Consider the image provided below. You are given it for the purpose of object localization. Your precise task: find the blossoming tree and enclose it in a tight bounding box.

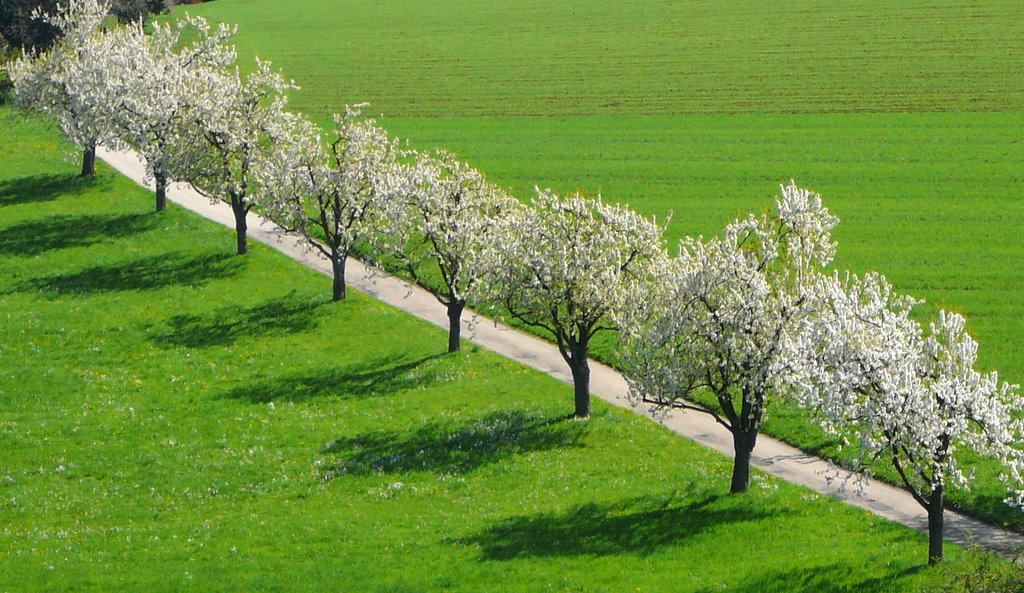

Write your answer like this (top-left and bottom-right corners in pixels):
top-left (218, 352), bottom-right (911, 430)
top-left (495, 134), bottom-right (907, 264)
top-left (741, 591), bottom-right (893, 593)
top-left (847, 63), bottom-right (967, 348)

top-left (173, 58), bottom-right (299, 255)
top-left (108, 15), bottom-right (235, 212)
top-left (378, 150), bottom-right (520, 351)
top-left (619, 182), bottom-right (837, 493)
top-left (479, 189), bottom-right (665, 418)
top-left (7, 0), bottom-right (123, 176)
top-left (798, 275), bottom-right (1024, 563)
top-left (256, 105), bottom-right (402, 300)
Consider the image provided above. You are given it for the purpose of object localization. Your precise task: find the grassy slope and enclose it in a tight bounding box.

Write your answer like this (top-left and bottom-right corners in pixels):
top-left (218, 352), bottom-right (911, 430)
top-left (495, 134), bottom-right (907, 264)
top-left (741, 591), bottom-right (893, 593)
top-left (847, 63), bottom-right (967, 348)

top-left (1, 108), bottom-right (991, 590)
top-left (174, 0), bottom-right (1024, 529)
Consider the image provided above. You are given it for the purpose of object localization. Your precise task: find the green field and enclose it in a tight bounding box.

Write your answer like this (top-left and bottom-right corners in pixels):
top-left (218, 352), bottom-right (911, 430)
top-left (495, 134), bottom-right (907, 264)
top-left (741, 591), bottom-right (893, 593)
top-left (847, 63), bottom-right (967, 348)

top-left (173, 0), bottom-right (1024, 368)
top-left (1, 106), bottom-right (998, 591)
top-left (169, 0), bottom-right (1024, 529)
top-left (184, 0), bottom-right (1024, 117)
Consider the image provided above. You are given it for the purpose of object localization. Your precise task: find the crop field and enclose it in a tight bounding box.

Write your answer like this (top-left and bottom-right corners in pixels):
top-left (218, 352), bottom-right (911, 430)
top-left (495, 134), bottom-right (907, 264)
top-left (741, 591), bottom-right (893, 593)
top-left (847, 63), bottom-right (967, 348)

top-left (172, 0), bottom-right (1024, 529)
top-left (1, 106), bottom-right (995, 591)
top-left (186, 0), bottom-right (1024, 117)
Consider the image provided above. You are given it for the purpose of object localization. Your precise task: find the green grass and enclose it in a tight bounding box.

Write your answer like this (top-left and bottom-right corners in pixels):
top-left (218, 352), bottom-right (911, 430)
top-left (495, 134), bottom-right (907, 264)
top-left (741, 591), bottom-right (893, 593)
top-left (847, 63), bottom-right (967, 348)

top-left (180, 0), bottom-right (1024, 117)
top-left (0, 105), bottom-right (1008, 591)
top-left (377, 115), bottom-right (1024, 533)
top-left (169, 0), bottom-right (1024, 530)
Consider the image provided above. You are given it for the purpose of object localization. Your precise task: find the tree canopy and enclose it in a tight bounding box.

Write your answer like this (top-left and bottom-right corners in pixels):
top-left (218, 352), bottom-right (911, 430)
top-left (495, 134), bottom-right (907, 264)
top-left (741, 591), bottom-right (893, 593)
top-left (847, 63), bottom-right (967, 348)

top-left (0, 0), bottom-right (169, 53)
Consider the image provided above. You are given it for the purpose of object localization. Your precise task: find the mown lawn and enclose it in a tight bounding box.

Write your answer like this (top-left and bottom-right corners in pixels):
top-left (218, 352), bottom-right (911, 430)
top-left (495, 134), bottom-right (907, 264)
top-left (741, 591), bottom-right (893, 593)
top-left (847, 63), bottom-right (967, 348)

top-left (172, 0), bottom-right (1024, 530)
top-left (0, 104), bottom-right (1004, 591)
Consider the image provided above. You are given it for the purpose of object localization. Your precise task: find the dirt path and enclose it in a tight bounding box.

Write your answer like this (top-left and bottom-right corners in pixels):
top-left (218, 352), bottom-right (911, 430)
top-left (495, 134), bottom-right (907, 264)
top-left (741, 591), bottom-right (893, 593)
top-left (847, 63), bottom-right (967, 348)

top-left (99, 146), bottom-right (1024, 559)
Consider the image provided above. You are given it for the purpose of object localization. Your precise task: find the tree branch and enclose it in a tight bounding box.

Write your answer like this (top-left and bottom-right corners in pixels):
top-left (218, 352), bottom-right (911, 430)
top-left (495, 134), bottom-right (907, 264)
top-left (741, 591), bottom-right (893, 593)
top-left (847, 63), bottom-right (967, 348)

top-left (642, 394), bottom-right (734, 432)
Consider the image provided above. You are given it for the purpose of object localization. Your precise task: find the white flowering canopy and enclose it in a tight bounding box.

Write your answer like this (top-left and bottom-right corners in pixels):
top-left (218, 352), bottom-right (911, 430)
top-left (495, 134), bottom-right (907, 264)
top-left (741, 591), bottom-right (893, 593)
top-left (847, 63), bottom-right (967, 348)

top-left (478, 187), bottom-right (665, 415)
top-left (798, 272), bottom-right (1024, 509)
top-left (793, 271), bottom-right (922, 446)
top-left (173, 57), bottom-right (300, 208)
top-left (107, 14), bottom-right (236, 186)
top-left (380, 149), bottom-right (520, 308)
top-left (619, 181), bottom-right (838, 433)
top-left (479, 188), bottom-right (666, 355)
top-left (256, 104), bottom-right (402, 260)
top-left (7, 0), bottom-right (125, 156)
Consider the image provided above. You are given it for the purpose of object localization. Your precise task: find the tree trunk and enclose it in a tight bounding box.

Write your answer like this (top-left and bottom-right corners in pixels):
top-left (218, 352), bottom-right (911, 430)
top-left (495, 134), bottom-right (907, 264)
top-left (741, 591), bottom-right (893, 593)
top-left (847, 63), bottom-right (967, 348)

top-left (154, 171), bottom-right (167, 213)
top-left (446, 299), bottom-right (466, 353)
top-left (928, 484), bottom-right (944, 564)
top-left (331, 255), bottom-right (346, 301)
top-left (730, 431), bottom-right (756, 494)
top-left (81, 144), bottom-right (96, 177)
top-left (569, 357), bottom-right (591, 418)
top-left (231, 198), bottom-right (248, 255)
top-left (570, 361), bottom-right (590, 418)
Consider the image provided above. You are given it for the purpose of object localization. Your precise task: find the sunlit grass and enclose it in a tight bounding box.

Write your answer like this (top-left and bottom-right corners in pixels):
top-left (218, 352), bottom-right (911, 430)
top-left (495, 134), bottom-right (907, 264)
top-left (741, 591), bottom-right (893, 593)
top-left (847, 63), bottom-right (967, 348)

top-left (169, 0), bottom-right (1024, 530)
top-left (0, 105), bottom-right (1008, 591)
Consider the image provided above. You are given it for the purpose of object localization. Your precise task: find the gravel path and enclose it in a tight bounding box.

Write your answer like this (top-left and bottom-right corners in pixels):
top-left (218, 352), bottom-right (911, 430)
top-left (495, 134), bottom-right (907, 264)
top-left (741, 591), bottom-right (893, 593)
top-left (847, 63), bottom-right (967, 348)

top-left (99, 146), bottom-right (1024, 560)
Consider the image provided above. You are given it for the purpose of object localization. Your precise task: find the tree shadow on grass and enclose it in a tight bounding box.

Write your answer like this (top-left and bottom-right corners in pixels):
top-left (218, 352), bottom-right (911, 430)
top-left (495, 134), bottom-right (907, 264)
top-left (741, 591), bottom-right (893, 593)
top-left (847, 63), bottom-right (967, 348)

top-left (14, 251), bottom-right (241, 296)
top-left (0, 173), bottom-right (105, 207)
top-left (320, 409), bottom-right (588, 479)
top-left (459, 493), bottom-right (785, 560)
top-left (0, 212), bottom-right (159, 256)
top-left (693, 563), bottom-right (924, 593)
top-left (152, 292), bottom-right (328, 348)
top-left (222, 353), bottom-right (448, 404)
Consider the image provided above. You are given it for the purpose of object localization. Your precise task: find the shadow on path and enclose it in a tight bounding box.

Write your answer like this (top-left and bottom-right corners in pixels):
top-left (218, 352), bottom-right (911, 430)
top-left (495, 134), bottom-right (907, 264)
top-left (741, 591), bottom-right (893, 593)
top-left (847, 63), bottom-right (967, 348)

top-left (0, 173), bottom-right (105, 207)
top-left (14, 251), bottom-right (241, 296)
top-left (223, 353), bottom-right (447, 403)
top-left (321, 409), bottom-right (587, 478)
top-left (152, 292), bottom-right (328, 348)
top-left (459, 493), bottom-right (784, 560)
top-left (0, 212), bottom-right (159, 256)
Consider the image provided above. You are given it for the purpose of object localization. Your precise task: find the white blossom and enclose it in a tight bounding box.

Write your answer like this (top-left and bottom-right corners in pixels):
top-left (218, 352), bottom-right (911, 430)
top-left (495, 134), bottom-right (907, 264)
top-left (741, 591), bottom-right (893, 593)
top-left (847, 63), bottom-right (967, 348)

top-left (619, 181), bottom-right (837, 493)
top-left (173, 56), bottom-right (300, 254)
top-left (378, 149), bottom-right (520, 351)
top-left (479, 188), bottom-right (666, 417)
top-left (795, 269), bottom-right (1024, 562)
top-left (7, 0), bottom-right (125, 174)
top-left (106, 14), bottom-right (236, 211)
top-left (256, 105), bottom-right (402, 299)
